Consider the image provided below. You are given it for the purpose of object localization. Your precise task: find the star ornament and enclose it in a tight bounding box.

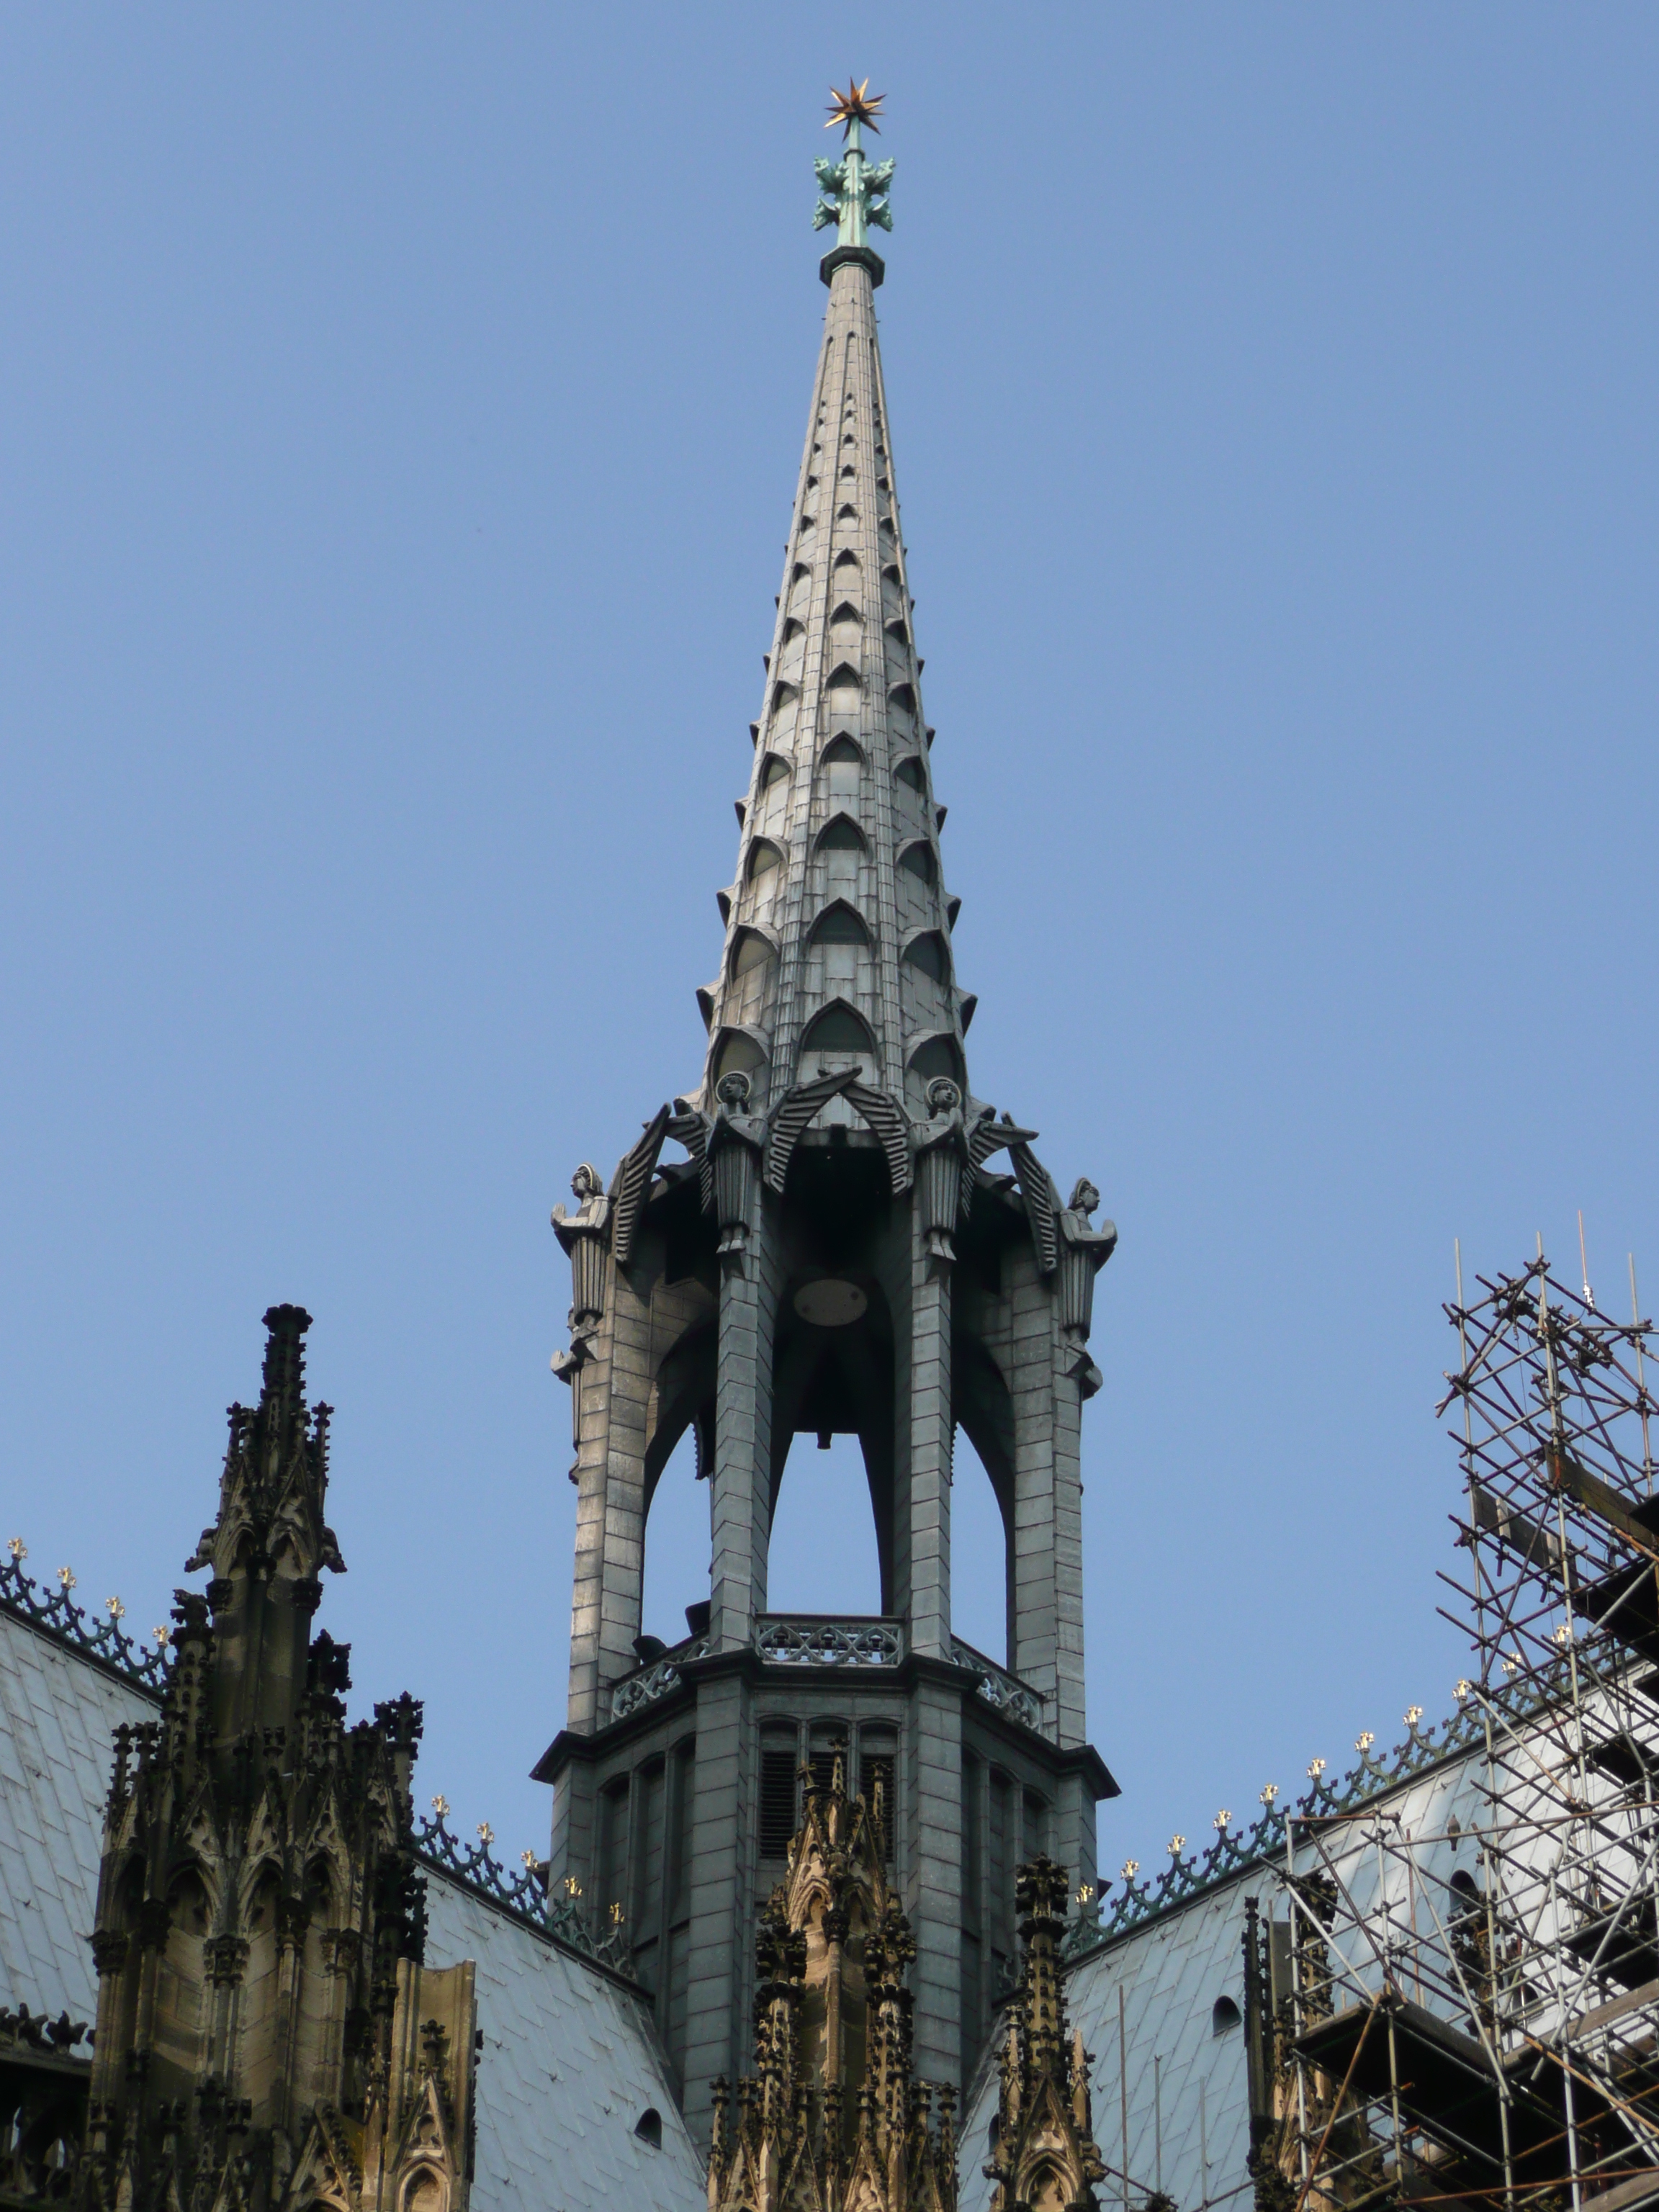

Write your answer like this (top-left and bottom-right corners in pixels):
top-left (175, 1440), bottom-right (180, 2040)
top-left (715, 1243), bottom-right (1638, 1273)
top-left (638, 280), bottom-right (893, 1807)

top-left (826, 79), bottom-right (884, 133)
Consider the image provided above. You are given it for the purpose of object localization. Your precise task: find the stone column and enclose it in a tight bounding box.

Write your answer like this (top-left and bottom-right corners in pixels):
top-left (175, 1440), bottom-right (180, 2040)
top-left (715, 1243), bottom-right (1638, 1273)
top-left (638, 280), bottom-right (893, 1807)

top-left (906, 1676), bottom-right (964, 2086)
top-left (706, 1075), bottom-right (773, 1653)
top-left (680, 1673), bottom-right (751, 2145)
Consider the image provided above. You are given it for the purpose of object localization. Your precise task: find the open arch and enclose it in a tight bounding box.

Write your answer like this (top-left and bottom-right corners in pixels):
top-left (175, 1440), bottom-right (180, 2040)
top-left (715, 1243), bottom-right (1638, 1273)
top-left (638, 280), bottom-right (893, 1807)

top-left (820, 732), bottom-right (864, 767)
top-left (641, 1424), bottom-right (712, 1647)
top-left (765, 1435), bottom-right (884, 1617)
top-left (833, 547), bottom-right (859, 572)
top-left (952, 1426), bottom-right (1012, 1667)
top-left (954, 1339), bottom-right (1016, 1663)
top-left (828, 600), bottom-right (861, 629)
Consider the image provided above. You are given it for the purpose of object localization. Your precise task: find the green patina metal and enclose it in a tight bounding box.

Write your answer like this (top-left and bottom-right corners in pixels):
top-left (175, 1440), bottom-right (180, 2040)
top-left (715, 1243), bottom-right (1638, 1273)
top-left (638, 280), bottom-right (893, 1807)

top-left (813, 112), bottom-right (893, 248)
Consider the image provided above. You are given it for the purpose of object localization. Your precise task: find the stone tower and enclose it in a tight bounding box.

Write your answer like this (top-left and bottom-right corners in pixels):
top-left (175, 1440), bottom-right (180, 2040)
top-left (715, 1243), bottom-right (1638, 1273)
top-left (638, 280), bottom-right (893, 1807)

top-left (535, 89), bottom-right (1116, 2144)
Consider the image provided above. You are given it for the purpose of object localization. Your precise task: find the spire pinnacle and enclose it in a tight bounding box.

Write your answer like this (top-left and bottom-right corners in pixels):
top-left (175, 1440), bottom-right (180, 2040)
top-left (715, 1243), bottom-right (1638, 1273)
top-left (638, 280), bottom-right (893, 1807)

top-left (814, 83), bottom-right (893, 252)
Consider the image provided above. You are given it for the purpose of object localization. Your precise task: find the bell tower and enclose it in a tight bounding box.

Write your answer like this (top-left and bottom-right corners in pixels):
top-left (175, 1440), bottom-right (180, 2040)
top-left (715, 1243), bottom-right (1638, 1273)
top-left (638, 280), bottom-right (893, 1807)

top-left (534, 87), bottom-right (1116, 2145)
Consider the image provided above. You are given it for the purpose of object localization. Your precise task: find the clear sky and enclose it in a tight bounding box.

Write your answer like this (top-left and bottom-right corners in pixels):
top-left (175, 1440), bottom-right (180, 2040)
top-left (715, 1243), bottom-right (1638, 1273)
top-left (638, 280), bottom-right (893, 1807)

top-left (4, 6), bottom-right (1657, 1886)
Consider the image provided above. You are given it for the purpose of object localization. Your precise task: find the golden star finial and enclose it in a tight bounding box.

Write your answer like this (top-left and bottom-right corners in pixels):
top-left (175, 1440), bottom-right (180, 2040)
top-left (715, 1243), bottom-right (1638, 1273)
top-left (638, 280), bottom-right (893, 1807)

top-left (826, 79), bottom-right (884, 134)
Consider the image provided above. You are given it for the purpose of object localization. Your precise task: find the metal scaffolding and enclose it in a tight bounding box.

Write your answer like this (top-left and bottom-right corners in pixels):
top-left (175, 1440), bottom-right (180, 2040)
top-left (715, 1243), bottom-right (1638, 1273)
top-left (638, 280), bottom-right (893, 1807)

top-left (1249, 1250), bottom-right (1659, 2212)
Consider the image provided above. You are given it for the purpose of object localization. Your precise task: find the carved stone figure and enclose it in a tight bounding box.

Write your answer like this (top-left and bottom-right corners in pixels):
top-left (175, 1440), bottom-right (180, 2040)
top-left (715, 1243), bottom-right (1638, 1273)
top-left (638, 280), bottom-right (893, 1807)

top-left (914, 1076), bottom-right (968, 1267)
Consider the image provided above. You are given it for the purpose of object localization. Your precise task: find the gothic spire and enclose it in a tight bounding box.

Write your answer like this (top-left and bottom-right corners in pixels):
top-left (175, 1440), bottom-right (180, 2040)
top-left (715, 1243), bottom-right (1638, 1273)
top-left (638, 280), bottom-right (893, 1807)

top-left (700, 99), bottom-right (970, 1118)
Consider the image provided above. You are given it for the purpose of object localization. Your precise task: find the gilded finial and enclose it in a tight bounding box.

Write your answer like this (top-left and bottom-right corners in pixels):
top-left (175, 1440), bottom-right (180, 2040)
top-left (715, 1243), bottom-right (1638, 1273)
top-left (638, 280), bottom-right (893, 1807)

top-left (814, 83), bottom-right (894, 257)
top-left (825, 80), bottom-right (884, 135)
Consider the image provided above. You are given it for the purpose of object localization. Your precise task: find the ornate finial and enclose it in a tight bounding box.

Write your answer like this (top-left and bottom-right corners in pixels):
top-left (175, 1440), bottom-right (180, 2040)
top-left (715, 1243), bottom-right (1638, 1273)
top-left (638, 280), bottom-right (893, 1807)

top-left (825, 79), bottom-right (884, 135)
top-left (814, 84), bottom-right (894, 255)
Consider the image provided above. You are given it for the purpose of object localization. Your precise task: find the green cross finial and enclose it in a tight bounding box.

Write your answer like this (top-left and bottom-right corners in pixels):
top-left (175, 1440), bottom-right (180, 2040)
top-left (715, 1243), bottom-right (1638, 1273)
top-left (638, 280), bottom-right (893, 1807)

top-left (814, 81), bottom-right (894, 249)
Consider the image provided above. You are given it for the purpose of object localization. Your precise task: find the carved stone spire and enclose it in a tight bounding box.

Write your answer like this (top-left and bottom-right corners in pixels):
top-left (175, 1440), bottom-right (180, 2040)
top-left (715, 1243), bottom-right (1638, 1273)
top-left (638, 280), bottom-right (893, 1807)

top-left (185, 1303), bottom-right (345, 1742)
top-left (701, 99), bottom-right (968, 1119)
top-left (78, 1309), bottom-right (475, 2212)
top-left (986, 1858), bottom-right (1107, 2212)
top-left (706, 1759), bottom-right (956, 2212)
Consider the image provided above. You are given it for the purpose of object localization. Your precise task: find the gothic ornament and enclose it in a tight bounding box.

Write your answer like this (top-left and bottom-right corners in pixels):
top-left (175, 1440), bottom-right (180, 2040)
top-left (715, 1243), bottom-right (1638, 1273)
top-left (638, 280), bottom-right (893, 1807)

top-left (74, 1310), bottom-right (473, 2212)
top-left (986, 1858), bottom-right (1106, 2212)
top-left (913, 1079), bottom-right (968, 1267)
top-left (707, 1071), bottom-right (768, 1272)
top-left (1057, 1178), bottom-right (1118, 1398)
top-left (707, 1754), bottom-right (956, 2212)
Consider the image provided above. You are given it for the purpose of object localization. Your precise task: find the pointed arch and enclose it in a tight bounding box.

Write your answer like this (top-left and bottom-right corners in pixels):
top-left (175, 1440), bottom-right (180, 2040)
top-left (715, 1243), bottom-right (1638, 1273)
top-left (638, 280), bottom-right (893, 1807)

top-left (902, 930), bottom-right (951, 984)
top-left (801, 1001), bottom-right (876, 1056)
top-left (907, 1033), bottom-right (966, 1091)
top-left (757, 752), bottom-right (790, 792)
top-left (770, 679), bottom-right (799, 715)
top-left (889, 680), bottom-right (917, 714)
top-left (728, 926), bottom-right (778, 978)
top-left (710, 1027), bottom-right (768, 1091)
top-left (894, 755), bottom-right (927, 793)
top-left (819, 733), bottom-right (864, 767)
top-left (814, 814), bottom-right (867, 855)
top-left (833, 548), bottom-right (859, 572)
top-left (897, 839), bottom-right (937, 886)
top-left (747, 838), bottom-right (784, 882)
top-left (824, 660), bottom-right (862, 695)
top-left (807, 900), bottom-right (872, 948)
top-left (829, 600), bottom-right (862, 628)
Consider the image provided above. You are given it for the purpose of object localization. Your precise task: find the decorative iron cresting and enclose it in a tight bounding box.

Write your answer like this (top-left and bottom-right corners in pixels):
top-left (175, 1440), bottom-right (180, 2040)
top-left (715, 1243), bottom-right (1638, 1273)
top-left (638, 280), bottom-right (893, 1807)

top-left (0, 1542), bottom-right (171, 1696)
top-left (1062, 1667), bottom-right (1559, 1961)
top-left (411, 1806), bottom-right (632, 1972)
top-left (950, 1637), bottom-right (1043, 1729)
top-left (755, 1615), bottom-right (904, 1665)
top-left (610, 1636), bottom-right (710, 1720)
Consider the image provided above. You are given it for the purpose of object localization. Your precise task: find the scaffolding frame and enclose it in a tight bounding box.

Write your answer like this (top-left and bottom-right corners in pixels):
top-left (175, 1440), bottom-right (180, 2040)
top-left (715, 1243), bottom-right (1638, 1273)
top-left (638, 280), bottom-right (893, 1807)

top-left (1259, 1253), bottom-right (1659, 2212)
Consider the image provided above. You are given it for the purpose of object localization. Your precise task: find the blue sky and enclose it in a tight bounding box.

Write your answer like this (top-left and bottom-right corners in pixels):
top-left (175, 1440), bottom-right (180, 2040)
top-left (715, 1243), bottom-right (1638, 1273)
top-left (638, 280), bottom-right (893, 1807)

top-left (4, 5), bottom-right (1657, 1881)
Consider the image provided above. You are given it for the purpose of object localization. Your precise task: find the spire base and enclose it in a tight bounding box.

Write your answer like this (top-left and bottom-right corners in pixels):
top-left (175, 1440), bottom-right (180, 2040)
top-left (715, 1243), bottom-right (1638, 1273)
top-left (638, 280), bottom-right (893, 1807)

top-left (819, 243), bottom-right (884, 289)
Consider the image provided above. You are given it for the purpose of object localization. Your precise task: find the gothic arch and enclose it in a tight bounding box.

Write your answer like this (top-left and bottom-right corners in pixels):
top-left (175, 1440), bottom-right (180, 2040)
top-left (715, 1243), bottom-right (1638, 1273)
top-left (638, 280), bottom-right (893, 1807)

top-left (727, 926), bottom-right (778, 979)
top-left (814, 814), bottom-right (867, 855)
top-left (800, 1001), bottom-right (874, 1056)
top-left (807, 900), bottom-right (871, 948)
top-left (901, 930), bottom-right (951, 984)
top-left (709, 1025), bottom-right (769, 1093)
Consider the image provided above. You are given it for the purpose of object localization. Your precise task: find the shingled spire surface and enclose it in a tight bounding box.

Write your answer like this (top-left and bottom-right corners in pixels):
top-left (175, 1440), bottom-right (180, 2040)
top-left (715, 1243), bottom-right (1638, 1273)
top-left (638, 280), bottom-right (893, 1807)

top-left (704, 135), bottom-right (962, 1116)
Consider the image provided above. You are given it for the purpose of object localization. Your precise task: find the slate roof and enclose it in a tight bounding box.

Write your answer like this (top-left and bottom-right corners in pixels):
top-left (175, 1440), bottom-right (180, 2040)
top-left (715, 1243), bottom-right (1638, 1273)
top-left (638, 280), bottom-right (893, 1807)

top-left (0, 1600), bottom-right (703, 2211)
top-left (958, 1732), bottom-right (1501, 2212)
top-left (0, 1603), bottom-right (154, 2025)
top-left (425, 1879), bottom-right (703, 2212)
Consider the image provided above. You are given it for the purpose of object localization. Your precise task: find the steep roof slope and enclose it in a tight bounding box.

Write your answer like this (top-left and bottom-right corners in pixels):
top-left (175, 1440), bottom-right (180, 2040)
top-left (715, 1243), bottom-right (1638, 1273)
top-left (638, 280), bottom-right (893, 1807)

top-left (0, 1598), bottom-right (704, 2211)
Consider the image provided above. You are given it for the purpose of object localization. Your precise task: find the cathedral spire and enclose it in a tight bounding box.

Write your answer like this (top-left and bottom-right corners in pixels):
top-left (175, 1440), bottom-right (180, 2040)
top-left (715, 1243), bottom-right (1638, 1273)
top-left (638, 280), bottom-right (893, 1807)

top-left (701, 97), bottom-right (967, 1119)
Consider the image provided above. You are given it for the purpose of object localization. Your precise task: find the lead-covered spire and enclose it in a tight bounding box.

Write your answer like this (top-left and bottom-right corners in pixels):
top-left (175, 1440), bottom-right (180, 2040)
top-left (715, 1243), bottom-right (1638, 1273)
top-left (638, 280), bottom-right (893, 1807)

top-left (699, 100), bottom-right (971, 1117)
